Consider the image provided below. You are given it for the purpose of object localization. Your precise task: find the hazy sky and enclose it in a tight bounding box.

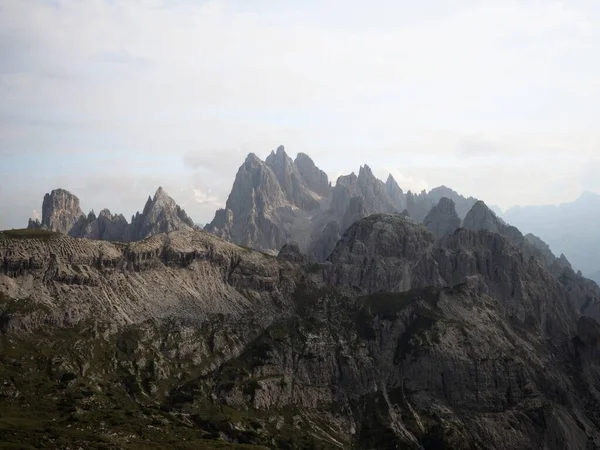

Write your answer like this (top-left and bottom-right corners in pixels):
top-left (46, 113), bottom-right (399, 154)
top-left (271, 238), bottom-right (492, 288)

top-left (1, 0), bottom-right (599, 229)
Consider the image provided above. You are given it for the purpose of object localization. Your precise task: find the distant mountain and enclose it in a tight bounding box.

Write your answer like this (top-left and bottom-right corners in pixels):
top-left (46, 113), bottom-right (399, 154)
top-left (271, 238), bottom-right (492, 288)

top-left (503, 192), bottom-right (600, 279)
top-left (422, 197), bottom-right (460, 240)
top-left (27, 187), bottom-right (194, 242)
top-left (27, 188), bottom-right (84, 234)
top-left (206, 145), bottom-right (478, 260)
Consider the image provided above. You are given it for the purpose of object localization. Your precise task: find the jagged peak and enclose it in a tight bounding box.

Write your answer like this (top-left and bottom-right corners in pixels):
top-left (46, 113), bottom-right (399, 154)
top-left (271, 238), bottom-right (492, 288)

top-left (467, 201), bottom-right (499, 222)
top-left (153, 186), bottom-right (168, 200)
top-left (386, 174), bottom-right (403, 194)
top-left (470, 200), bottom-right (494, 214)
top-left (244, 152), bottom-right (263, 166)
top-left (423, 197), bottom-right (460, 239)
top-left (358, 164), bottom-right (374, 179)
top-left (47, 188), bottom-right (77, 197)
top-left (335, 172), bottom-right (358, 186)
top-left (295, 152), bottom-right (314, 165)
top-left (437, 196), bottom-right (457, 210)
top-left (463, 200), bottom-right (504, 235)
top-left (265, 145), bottom-right (293, 167)
top-left (559, 253), bottom-right (572, 266)
top-left (98, 208), bottom-right (113, 218)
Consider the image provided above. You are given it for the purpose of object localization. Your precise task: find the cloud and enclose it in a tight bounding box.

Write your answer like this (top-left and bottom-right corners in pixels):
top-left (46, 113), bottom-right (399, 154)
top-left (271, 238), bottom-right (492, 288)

top-left (31, 210), bottom-right (40, 221)
top-left (455, 136), bottom-right (499, 158)
top-left (184, 149), bottom-right (246, 173)
top-left (193, 188), bottom-right (221, 207)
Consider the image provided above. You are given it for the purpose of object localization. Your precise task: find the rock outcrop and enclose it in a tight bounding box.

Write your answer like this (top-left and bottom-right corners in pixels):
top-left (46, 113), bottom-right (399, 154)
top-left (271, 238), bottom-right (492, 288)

top-left (325, 214), bottom-right (441, 292)
top-left (69, 209), bottom-right (129, 241)
top-left (27, 188), bottom-right (85, 233)
top-left (27, 187), bottom-right (195, 243)
top-left (205, 153), bottom-right (291, 251)
top-left (295, 152), bottom-right (331, 197)
top-left (125, 187), bottom-right (195, 241)
top-left (423, 197), bottom-right (461, 239)
top-left (385, 174), bottom-right (406, 210)
top-left (265, 145), bottom-right (324, 210)
top-left (463, 200), bottom-right (562, 269)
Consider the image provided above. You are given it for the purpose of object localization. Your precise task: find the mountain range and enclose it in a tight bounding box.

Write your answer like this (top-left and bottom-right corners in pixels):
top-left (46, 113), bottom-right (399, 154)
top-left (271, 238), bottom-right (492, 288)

top-left (205, 145), bottom-right (479, 261)
top-left (27, 186), bottom-right (196, 242)
top-left (3, 146), bottom-right (600, 448)
top-left (2, 199), bottom-right (600, 448)
top-left (19, 146), bottom-right (597, 285)
top-left (503, 192), bottom-right (600, 285)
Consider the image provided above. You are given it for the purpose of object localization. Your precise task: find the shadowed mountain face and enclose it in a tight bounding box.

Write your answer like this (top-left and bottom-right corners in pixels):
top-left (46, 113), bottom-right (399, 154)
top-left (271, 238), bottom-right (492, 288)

top-left (423, 197), bottom-right (461, 240)
top-left (2, 209), bottom-right (600, 448)
top-left (503, 192), bottom-right (600, 282)
top-left (206, 146), bottom-right (478, 261)
top-left (27, 187), bottom-right (195, 243)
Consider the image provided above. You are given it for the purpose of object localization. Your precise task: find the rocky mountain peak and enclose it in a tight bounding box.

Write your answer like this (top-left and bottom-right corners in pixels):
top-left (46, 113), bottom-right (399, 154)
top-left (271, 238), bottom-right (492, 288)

top-left (265, 145), bottom-right (324, 211)
top-left (358, 164), bottom-right (375, 181)
top-left (205, 151), bottom-right (288, 250)
top-left (149, 186), bottom-right (177, 210)
top-left (244, 152), bottom-right (263, 167)
top-left (29, 188), bottom-right (85, 234)
top-left (265, 144), bottom-right (292, 168)
top-left (127, 187), bottom-right (195, 241)
top-left (154, 186), bottom-right (166, 199)
top-left (462, 200), bottom-right (564, 270)
top-left (27, 187), bottom-right (194, 243)
top-left (294, 152), bottom-right (330, 197)
top-left (463, 200), bottom-right (502, 233)
top-left (385, 174), bottom-right (405, 210)
top-left (206, 149), bottom-right (482, 261)
top-left (325, 213), bottom-right (441, 292)
top-left (423, 197), bottom-right (460, 239)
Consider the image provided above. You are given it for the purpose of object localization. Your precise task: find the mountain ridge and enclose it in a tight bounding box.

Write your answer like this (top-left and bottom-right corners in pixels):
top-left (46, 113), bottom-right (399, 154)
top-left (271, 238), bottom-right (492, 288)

top-left (2, 208), bottom-right (600, 448)
top-left (503, 191), bottom-right (600, 279)
top-left (206, 145), bottom-right (479, 261)
top-left (26, 186), bottom-right (195, 243)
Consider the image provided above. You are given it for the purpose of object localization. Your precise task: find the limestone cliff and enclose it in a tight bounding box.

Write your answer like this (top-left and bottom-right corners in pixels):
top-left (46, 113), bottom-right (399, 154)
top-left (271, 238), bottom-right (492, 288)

top-left (27, 188), bottom-right (85, 233)
top-left (27, 187), bottom-right (195, 243)
top-left (206, 147), bottom-right (479, 261)
top-left (3, 212), bottom-right (600, 448)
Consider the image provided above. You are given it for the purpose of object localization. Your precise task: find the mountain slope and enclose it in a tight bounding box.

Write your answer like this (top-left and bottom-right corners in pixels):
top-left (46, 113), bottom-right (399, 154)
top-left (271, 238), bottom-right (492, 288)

top-left (3, 211), bottom-right (600, 448)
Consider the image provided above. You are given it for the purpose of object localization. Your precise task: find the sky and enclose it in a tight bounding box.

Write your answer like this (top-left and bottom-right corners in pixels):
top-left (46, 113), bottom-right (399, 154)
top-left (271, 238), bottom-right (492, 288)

top-left (1, 0), bottom-right (600, 229)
